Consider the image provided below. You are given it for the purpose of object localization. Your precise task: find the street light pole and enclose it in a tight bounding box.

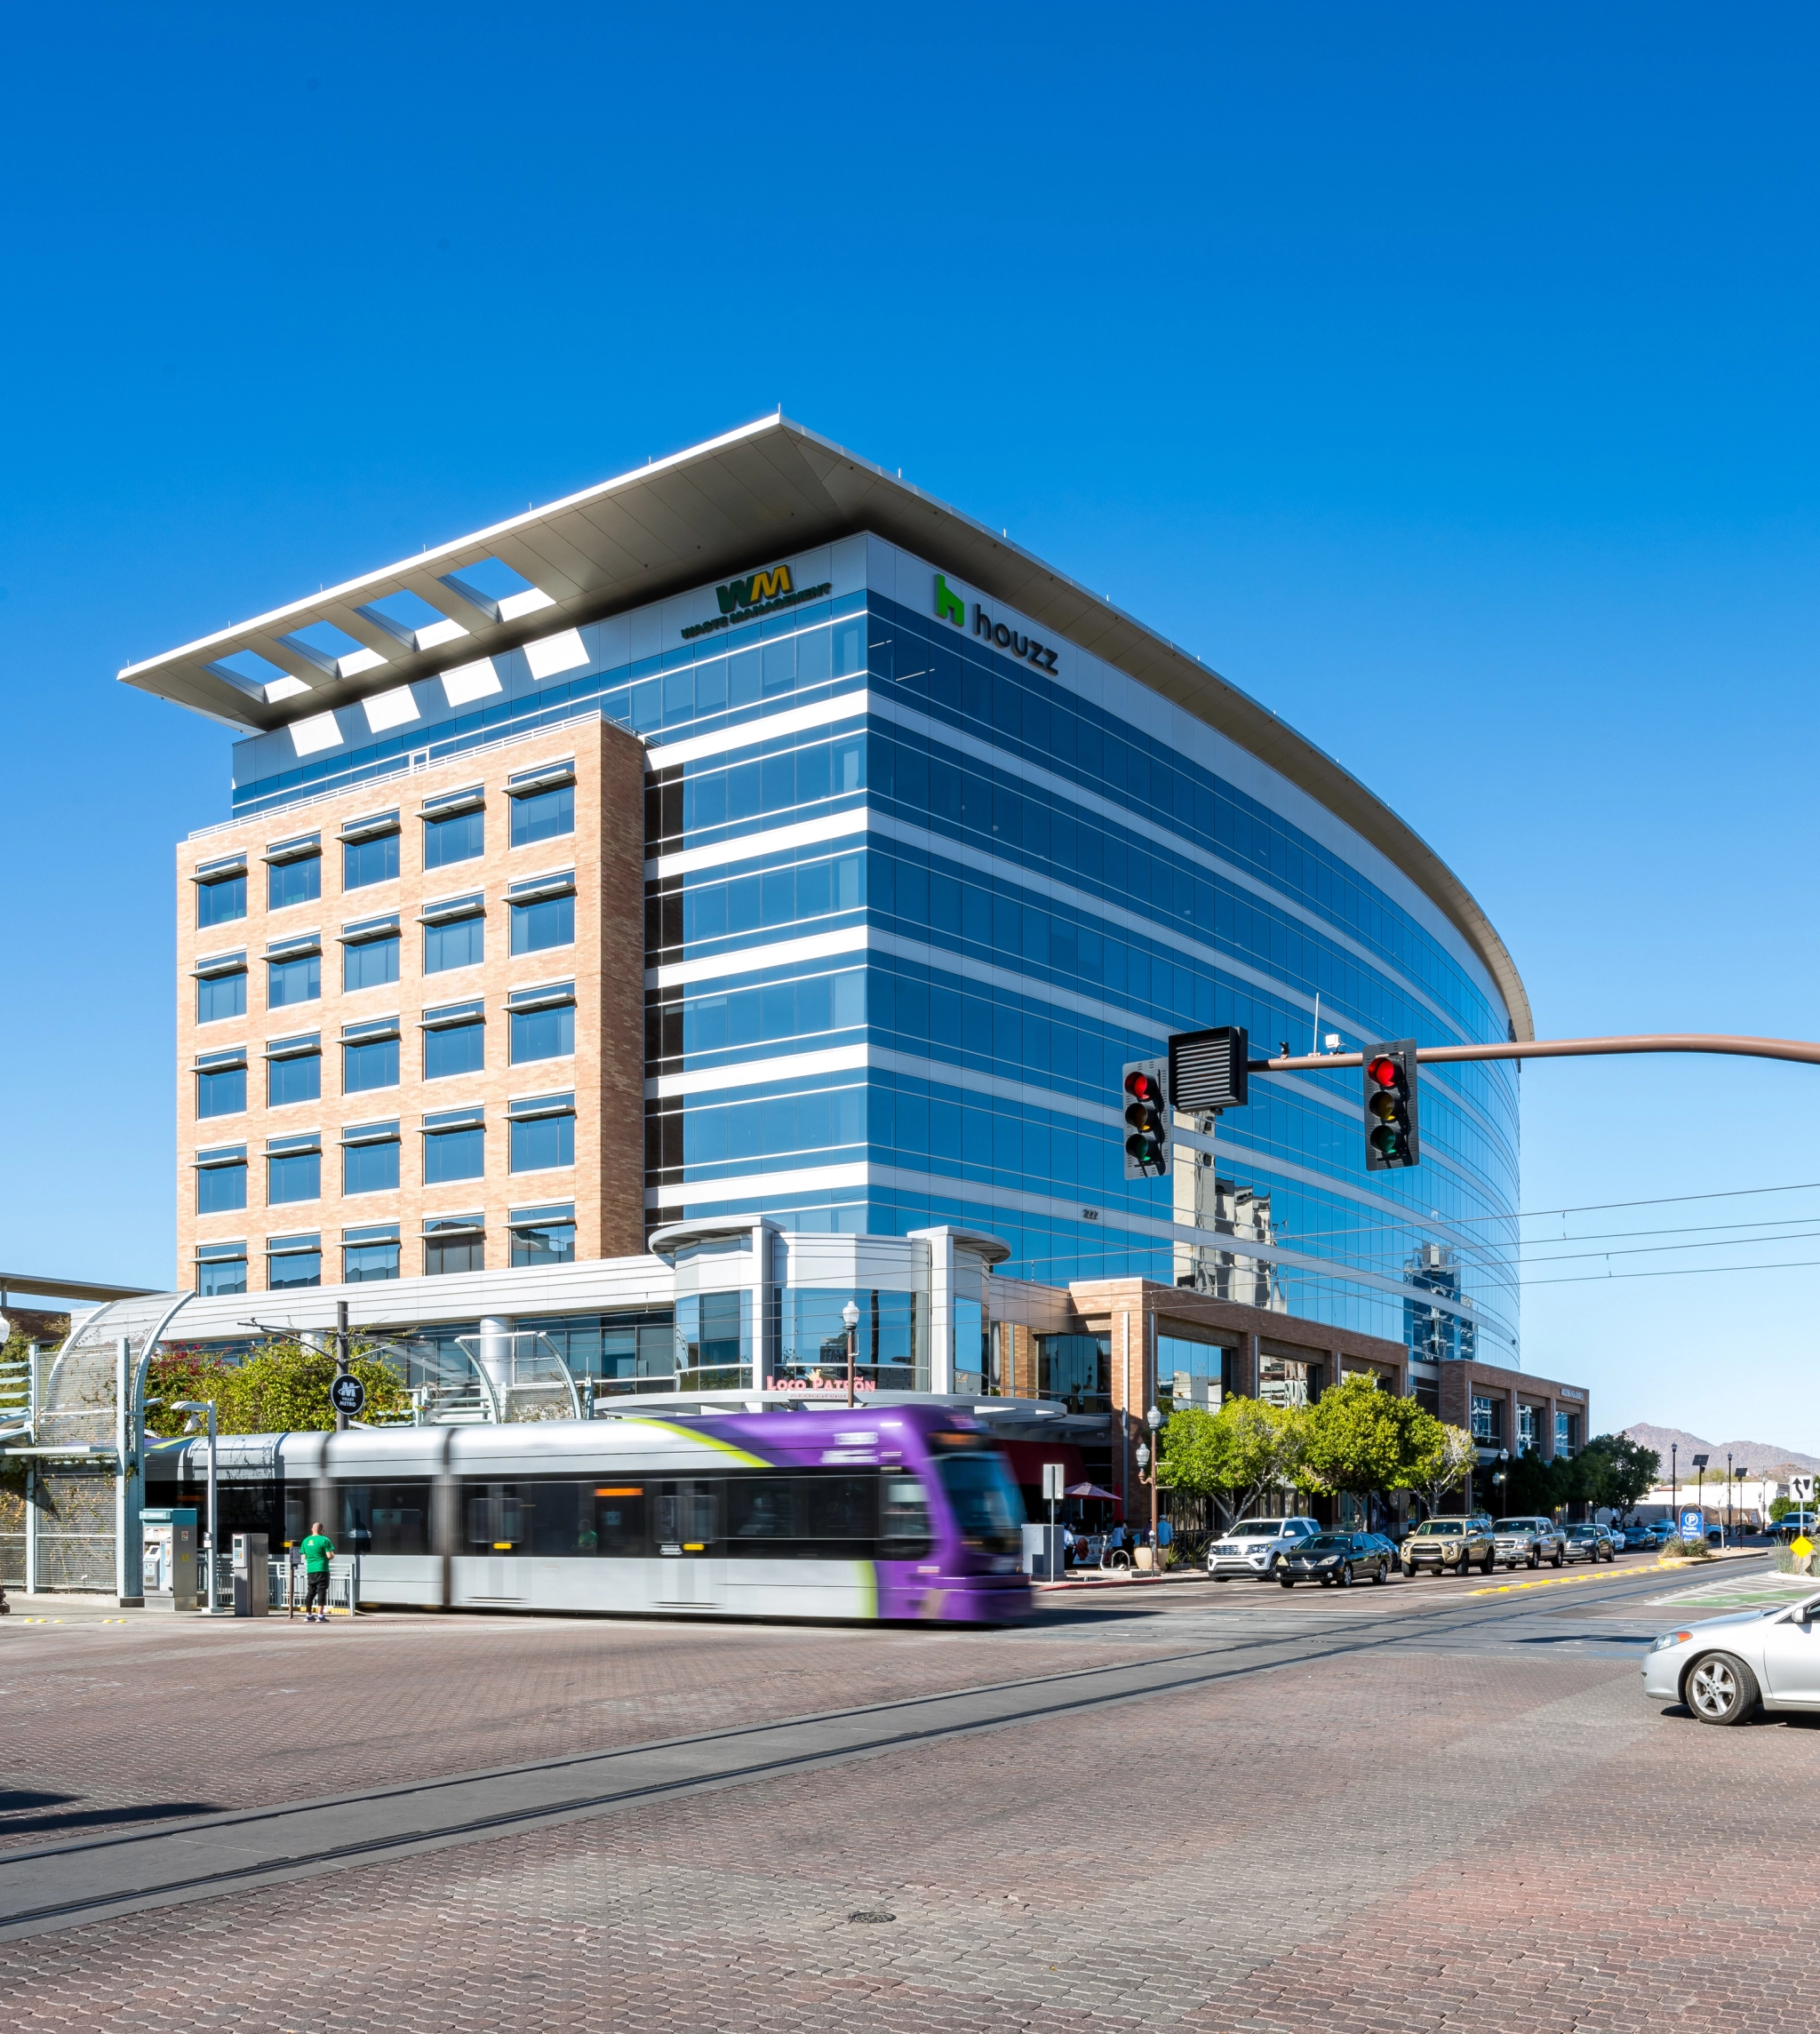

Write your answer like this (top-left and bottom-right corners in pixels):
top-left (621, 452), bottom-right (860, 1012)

top-left (1671, 1444), bottom-right (1678, 1538)
top-left (842, 1299), bottom-right (860, 1409)
top-left (334, 1299), bottom-right (351, 1434)
top-left (1145, 1404), bottom-right (1162, 1567)
top-left (1691, 1452), bottom-right (1708, 1547)
top-left (1727, 1452), bottom-right (1733, 1547)
top-left (172, 1399), bottom-right (219, 1615)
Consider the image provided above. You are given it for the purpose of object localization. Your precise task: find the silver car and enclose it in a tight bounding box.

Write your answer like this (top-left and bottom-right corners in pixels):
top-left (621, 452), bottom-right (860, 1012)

top-left (1642, 1591), bottom-right (1820, 1723)
top-left (1205, 1516), bottom-right (1321, 1578)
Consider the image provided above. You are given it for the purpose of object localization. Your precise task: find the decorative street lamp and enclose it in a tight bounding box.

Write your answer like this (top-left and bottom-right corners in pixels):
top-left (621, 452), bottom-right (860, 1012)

top-left (842, 1300), bottom-right (860, 1409)
top-left (1143, 1404), bottom-right (1163, 1567)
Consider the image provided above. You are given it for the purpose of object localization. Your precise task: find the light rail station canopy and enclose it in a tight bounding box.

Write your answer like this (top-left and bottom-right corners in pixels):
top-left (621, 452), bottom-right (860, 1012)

top-left (116, 414), bottom-right (1530, 1038)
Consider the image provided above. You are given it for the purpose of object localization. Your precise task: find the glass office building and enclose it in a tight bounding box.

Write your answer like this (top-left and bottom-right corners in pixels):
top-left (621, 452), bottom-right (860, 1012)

top-left (131, 418), bottom-right (1525, 1374)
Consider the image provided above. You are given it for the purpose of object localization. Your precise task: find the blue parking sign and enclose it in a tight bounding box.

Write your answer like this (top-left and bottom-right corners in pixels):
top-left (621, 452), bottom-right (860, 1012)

top-left (1680, 1508), bottom-right (1704, 1541)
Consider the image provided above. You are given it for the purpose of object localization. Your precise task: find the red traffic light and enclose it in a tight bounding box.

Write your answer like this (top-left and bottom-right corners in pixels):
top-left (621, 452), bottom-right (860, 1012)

top-left (1367, 1055), bottom-right (1400, 1088)
top-left (1124, 1069), bottom-right (1161, 1103)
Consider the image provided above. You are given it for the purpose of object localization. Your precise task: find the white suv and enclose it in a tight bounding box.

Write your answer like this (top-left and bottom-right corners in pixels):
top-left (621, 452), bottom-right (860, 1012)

top-left (1206, 1517), bottom-right (1322, 1579)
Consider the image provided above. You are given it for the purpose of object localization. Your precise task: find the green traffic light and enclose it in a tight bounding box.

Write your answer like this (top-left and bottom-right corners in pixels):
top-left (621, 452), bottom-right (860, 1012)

top-left (1370, 1124), bottom-right (1403, 1157)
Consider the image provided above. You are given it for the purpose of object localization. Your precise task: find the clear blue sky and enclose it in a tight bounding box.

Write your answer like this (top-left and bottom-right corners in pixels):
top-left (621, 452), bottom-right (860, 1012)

top-left (6, 4), bottom-right (1820, 1449)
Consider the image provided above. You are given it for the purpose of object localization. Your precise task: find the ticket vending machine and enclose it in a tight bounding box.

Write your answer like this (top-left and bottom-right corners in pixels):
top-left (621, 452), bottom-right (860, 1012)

top-left (142, 1508), bottom-right (197, 1611)
top-left (232, 1533), bottom-right (269, 1617)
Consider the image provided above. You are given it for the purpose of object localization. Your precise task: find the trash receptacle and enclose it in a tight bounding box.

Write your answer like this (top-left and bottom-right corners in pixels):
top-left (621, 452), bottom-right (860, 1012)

top-left (233, 1533), bottom-right (269, 1616)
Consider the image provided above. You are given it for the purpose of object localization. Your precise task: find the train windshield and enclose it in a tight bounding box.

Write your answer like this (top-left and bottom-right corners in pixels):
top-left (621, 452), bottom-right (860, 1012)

top-left (932, 1448), bottom-right (1025, 1552)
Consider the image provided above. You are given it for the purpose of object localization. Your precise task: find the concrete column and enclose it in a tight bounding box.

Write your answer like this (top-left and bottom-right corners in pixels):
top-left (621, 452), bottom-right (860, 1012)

top-left (477, 1315), bottom-right (515, 1404)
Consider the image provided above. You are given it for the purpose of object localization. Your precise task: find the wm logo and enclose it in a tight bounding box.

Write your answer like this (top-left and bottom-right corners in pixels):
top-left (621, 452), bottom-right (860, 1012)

top-left (715, 563), bottom-right (794, 614)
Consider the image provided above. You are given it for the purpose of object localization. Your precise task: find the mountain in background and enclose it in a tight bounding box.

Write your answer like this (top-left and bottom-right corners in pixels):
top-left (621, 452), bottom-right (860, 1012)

top-left (1623, 1424), bottom-right (1820, 1480)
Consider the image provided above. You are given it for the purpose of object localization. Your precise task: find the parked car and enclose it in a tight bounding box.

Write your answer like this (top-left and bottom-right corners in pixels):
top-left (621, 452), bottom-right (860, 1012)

top-left (1277, 1531), bottom-right (1393, 1589)
top-left (1564, 1523), bottom-right (1616, 1564)
top-left (1402, 1516), bottom-right (1497, 1577)
top-left (1205, 1517), bottom-right (1322, 1578)
top-left (1643, 1591), bottom-right (1820, 1723)
top-left (1356, 1531), bottom-right (1401, 1567)
top-left (1492, 1516), bottom-right (1567, 1569)
top-left (1624, 1523), bottom-right (1655, 1551)
top-left (1772, 1512), bottom-right (1818, 1543)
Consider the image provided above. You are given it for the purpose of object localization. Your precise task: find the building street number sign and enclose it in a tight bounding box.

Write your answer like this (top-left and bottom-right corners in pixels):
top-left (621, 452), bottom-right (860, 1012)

top-left (330, 1374), bottom-right (366, 1417)
top-left (1680, 1508), bottom-right (1704, 1543)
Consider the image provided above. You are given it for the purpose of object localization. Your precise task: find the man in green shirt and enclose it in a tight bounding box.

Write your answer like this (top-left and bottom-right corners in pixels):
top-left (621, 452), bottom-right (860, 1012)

top-left (299, 1522), bottom-right (335, 1622)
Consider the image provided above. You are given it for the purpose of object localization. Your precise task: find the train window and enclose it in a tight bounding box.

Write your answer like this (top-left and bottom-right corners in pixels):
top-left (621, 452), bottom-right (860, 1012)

top-left (467, 1488), bottom-right (526, 1550)
top-left (655, 1480), bottom-right (714, 1551)
top-left (933, 1453), bottom-right (1026, 1553)
top-left (879, 1473), bottom-right (934, 1561)
top-left (591, 1485), bottom-right (646, 1555)
top-left (726, 1477), bottom-right (797, 1543)
top-left (803, 1475), bottom-right (876, 1550)
top-left (340, 1481), bottom-right (430, 1555)
top-left (526, 1481), bottom-right (584, 1556)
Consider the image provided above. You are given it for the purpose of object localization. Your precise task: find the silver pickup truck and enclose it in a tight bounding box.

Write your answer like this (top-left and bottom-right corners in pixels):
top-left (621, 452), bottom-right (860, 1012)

top-left (1492, 1515), bottom-right (1568, 1568)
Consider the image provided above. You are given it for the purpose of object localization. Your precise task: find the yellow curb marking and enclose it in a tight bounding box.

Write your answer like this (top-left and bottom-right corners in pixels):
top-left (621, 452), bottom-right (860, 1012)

top-left (1466, 1559), bottom-right (1694, 1599)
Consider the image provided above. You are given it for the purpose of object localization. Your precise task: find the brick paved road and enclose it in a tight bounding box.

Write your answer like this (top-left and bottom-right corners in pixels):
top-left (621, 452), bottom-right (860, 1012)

top-left (5, 1565), bottom-right (1812, 2030)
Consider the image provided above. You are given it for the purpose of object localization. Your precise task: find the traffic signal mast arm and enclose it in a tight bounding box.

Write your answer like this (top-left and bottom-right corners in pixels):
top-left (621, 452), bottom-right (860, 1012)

top-left (1248, 1033), bottom-right (1820, 1073)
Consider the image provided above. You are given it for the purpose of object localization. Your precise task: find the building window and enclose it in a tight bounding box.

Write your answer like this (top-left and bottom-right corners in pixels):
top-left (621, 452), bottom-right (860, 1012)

top-left (267, 1047), bottom-right (322, 1108)
top-left (342, 1127), bottom-right (401, 1195)
top-left (424, 913), bottom-right (483, 974)
top-left (344, 932), bottom-right (401, 992)
top-left (509, 1095), bottom-right (574, 1173)
top-left (197, 969), bottom-right (247, 1025)
top-left (510, 893), bottom-right (573, 954)
top-left (1517, 1404), bottom-right (1537, 1449)
top-left (510, 782), bottom-right (574, 847)
top-left (196, 1152), bottom-right (248, 1214)
top-left (344, 833), bottom-right (400, 890)
top-left (510, 1204), bottom-right (575, 1266)
top-left (424, 1222), bottom-right (484, 1275)
top-left (196, 873), bottom-right (247, 927)
top-left (267, 1145), bottom-right (322, 1204)
top-left (194, 1244), bottom-right (247, 1297)
top-left (423, 1112), bottom-right (485, 1184)
top-left (1471, 1393), bottom-right (1502, 1444)
top-left (267, 953), bottom-right (321, 1008)
top-left (1554, 1409), bottom-right (1577, 1458)
top-left (1035, 1333), bottom-right (1111, 1414)
top-left (425, 1020), bottom-right (485, 1080)
top-left (196, 1064), bottom-right (246, 1118)
top-left (509, 1003), bottom-right (573, 1063)
top-left (343, 1035), bottom-right (400, 1092)
top-left (1157, 1334), bottom-right (1233, 1411)
top-left (424, 810), bottom-right (483, 868)
top-left (267, 1235), bottom-right (322, 1288)
top-left (343, 1224), bottom-right (400, 1282)
top-left (267, 855), bottom-right (322, 912)
top-left (1258, 1349), bottom-right (1320, 1408)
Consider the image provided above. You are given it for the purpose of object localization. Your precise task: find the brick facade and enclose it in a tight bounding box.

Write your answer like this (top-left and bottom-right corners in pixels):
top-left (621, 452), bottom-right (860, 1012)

top-left (175, 716), bottom-right (646, 1293)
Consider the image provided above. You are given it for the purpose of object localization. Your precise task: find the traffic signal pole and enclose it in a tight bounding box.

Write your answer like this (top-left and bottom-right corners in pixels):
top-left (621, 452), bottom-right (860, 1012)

top-left (1248, 1033), bottom-right (1820, 1074)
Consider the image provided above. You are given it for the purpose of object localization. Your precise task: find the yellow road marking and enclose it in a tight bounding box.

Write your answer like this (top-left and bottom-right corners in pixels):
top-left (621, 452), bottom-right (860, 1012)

top-left (1467, 1558), bottom-right (1706, 1598)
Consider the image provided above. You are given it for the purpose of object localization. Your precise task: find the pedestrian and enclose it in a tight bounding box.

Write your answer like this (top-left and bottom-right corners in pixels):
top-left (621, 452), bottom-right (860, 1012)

top-left (300, 1519), bottom-right (335, 1623)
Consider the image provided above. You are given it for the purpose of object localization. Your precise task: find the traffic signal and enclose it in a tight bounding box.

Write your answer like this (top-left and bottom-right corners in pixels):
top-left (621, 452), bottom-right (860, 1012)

top-left (1122, 1057), bottom-right (1171, 1178)
top-left (1168, 1025), bottom-right (1249, 1114)
top-left (1362, 1039), bottom-right (1420, 1169)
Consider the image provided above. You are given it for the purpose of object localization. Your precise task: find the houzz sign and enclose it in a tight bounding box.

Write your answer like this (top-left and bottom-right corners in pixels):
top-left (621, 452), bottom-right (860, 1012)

top-left (933, 573), bottom-right (1058, 673)
top-left (681, 562), bottom-right (833, 641)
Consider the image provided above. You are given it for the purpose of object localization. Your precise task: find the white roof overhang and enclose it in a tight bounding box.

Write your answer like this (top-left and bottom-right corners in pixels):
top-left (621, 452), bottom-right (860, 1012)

top-left (117, 414), bottom-right (1531, 1037)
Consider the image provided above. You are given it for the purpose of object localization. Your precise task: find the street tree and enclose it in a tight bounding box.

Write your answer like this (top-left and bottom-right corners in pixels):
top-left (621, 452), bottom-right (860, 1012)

top-left (1299, 1375), bottom-right (1434, 1521)
top-left (1158, 1396), bottom-right (1309, 1530)
top-left (146, 1339), bottom-right (409, 1435)
top-left (1575, 1432), bottom-right (1661, 1523)
top-left (1408, 1419), bottom-right (1477, 1519)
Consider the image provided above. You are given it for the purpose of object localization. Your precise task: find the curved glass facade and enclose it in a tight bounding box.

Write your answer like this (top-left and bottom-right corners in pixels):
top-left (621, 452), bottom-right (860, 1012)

top-left (227, 529), bottom-right (1521, 1368)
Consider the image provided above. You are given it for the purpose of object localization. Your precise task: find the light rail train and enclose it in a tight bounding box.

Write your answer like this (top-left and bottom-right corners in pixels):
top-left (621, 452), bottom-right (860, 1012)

top-left (146, 1406), bottom-right (1032, 1624)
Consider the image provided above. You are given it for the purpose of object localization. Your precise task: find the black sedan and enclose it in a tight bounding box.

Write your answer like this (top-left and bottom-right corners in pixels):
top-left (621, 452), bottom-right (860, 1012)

top-left (1278, 1532), bottom-right (1393, 1588)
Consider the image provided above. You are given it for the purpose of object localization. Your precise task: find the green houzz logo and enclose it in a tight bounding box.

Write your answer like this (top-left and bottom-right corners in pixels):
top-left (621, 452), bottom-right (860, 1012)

top-left (681, 561), bottom-right (833, 641)
top-left (933, 572), bottom-right (1059, 674)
